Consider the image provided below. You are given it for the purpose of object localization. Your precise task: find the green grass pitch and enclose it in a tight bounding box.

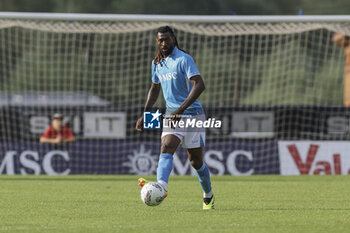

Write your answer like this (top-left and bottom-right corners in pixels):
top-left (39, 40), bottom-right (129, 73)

top-left (1, 175), bottom-right (350, 233)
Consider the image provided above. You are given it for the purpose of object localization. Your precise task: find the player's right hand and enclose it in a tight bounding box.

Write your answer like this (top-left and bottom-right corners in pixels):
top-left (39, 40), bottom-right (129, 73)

top-left (136, 116), bottom-right (143, 132)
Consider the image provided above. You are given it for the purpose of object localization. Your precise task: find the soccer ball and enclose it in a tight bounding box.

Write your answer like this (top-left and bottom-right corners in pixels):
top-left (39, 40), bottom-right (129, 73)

top-left (140, 182), bottom-right (166, 206)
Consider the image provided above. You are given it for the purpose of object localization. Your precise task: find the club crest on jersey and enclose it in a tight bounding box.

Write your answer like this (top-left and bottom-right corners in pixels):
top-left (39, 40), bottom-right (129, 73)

top-left (159, 72), bottom-right (177, 82)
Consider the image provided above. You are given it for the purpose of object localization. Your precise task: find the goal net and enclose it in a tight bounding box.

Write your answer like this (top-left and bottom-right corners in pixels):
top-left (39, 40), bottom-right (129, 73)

top-left (1, 14), bottom-right (350, 175)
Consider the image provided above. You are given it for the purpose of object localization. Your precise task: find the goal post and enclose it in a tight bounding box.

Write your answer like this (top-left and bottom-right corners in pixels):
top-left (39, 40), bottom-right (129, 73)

top-left (0, 13), bottom-right (350, 175)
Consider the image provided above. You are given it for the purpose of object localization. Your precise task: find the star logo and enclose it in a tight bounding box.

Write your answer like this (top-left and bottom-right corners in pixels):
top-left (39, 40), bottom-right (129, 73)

top-left (150, 109), bottom-right (162, 122)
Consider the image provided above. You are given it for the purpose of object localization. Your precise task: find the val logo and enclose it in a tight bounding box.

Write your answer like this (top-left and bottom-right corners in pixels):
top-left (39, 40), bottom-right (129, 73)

top-left (143, 109), bottom-right (162, 129)
top-left (278, 141), bottom-right (350, 175)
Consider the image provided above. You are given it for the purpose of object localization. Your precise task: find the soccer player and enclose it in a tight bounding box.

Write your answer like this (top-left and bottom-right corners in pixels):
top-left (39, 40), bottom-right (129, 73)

top-left (136, 26), bottom-right (214, 209)
top-left (40, 113), bottom-right (76, 144)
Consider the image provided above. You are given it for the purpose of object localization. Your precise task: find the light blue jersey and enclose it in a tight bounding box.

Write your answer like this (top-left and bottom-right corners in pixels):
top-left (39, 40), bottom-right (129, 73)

top-left (152, 46), bottom-right (204, 116)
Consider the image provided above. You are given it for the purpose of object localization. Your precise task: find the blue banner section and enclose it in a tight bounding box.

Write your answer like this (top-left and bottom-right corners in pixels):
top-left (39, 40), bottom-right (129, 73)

top-left (0, 141), bottom-right (279, 175)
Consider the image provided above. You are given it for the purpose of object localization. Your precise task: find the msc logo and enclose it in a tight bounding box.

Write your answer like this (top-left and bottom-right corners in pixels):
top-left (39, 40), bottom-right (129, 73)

top-left (159, 72), bottom-right (177, 82)
top-left (143, 110), bottom-right (162, 129)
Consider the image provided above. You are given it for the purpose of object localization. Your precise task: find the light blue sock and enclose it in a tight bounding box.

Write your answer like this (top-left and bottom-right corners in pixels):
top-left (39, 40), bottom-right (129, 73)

top-left (157, 153), bottom-right (173, 190)
top-left (196, 163), bottom-right (212, 197)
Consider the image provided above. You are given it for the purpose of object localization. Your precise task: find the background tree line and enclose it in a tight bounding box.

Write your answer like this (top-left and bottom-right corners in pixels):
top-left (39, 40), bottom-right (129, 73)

top-left (0, 0), bottom-right (347, 107)
top-left (1, 0), bottom-right (350, 15)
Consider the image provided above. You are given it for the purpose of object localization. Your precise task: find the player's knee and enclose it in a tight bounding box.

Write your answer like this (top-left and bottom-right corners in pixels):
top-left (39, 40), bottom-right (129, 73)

top-left (160, 143), bottom-right (176, 154)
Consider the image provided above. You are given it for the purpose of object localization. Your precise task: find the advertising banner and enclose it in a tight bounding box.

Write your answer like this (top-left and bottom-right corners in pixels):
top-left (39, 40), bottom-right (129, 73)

top-left (278, 141), bottom-right (350, 175)
top-left (4, 105), bottom-right (350, 141)
top-left (0, 141), bottom-right (279, 175)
